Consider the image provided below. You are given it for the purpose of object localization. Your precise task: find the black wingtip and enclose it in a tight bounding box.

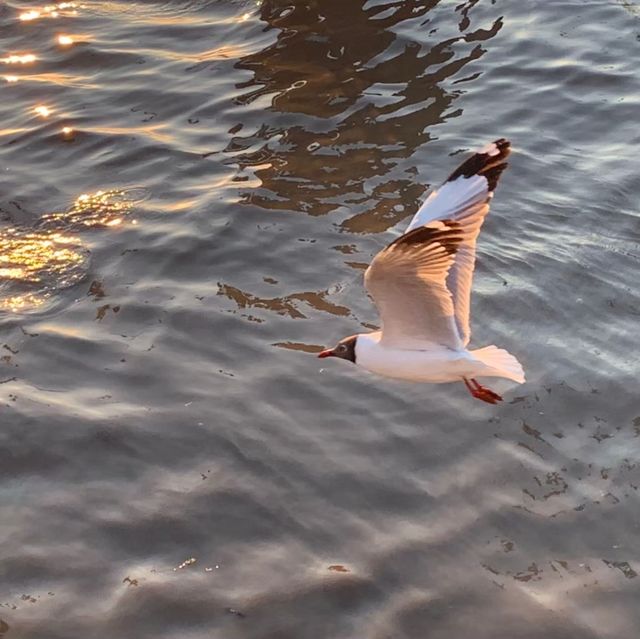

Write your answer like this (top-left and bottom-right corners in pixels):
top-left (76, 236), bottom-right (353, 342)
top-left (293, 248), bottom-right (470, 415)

top-left (446, 138), bottom-right (511, 192)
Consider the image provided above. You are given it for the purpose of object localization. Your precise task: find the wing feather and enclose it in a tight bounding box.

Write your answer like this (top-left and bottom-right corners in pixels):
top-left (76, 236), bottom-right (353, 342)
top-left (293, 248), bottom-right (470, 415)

top-left (365, 222), bottom-right (465, 350)
top-left (404, 139), bottom-right (511, 344)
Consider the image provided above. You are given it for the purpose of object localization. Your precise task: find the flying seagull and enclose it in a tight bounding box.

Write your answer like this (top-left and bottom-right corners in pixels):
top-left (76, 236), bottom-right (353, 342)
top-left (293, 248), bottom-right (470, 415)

top-left (319, 139), bottom-right (524, 404)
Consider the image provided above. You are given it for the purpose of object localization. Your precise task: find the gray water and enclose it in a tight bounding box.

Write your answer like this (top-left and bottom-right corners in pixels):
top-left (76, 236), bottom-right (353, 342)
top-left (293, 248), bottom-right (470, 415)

top-left (1, 1), bottom-right (640, 637)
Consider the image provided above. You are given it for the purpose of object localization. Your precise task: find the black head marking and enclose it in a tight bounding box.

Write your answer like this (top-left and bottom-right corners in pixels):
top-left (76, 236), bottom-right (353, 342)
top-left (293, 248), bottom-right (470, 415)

top-left (333, 335), bottom-right (357, 363)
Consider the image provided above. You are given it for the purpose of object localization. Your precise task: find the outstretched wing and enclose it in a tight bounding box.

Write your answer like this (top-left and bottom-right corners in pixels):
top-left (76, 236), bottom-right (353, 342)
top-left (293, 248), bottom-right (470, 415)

top-left (364, 222), bottom-right (465, 350)
top-left (406, 139), bottom-right (511, 345)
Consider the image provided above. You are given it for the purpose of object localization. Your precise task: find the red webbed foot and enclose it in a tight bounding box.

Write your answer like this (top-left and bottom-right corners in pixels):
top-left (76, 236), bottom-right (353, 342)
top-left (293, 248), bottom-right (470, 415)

top-left (463, 377), bottom-right (503, 405)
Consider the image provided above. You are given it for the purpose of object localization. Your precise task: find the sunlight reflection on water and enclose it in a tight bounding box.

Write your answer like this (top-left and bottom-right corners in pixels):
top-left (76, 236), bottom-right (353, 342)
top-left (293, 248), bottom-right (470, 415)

top-left (0, 189), bottom-right (144, 313)
top-left (0, 229), bottom-right (87, 312)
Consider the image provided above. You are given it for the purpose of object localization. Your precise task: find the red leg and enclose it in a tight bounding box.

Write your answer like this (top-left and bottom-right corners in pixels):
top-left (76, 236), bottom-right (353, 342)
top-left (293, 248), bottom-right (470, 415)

top-left (463, 377), bottom-right (503, 405)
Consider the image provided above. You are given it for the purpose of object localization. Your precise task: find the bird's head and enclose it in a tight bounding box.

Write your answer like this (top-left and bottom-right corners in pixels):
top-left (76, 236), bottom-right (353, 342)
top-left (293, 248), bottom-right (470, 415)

top-left (318, 335), bottom-right (357, 364)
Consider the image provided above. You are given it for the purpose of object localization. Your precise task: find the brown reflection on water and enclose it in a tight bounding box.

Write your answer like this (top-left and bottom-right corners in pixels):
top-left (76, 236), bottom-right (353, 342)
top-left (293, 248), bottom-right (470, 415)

top-left (218, 284), bottom-right (352, 321)
top-left (272, 341), bottom-right (325, 354)
top-left (230, 0), bottom-right (503, 229)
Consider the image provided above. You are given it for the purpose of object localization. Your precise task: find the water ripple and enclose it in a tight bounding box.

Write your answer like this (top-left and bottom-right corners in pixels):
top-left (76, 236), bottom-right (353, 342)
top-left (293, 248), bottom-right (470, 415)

top-left (2, 0), bottom-right (640, 637)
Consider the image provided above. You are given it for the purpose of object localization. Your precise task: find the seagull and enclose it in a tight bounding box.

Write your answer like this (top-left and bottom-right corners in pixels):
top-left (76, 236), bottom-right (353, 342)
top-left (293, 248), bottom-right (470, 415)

top-left (318, 138), bottom-right (525, 404)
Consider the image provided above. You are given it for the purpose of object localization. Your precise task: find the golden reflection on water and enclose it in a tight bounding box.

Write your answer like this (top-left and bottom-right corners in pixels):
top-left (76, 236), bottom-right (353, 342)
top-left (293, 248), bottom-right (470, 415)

top-left (1, 54), bottom-right (37, 65)
top-left (57, 35), bottom-right (74, 46)
top-left (0, 230), bottom-right (87, 313)
top-left (0, 231), bottom-right (82, 283)
top-left (19, 10), bottom-right (41, 21)
top-left (34, 105), bottom-right (51, 117)
top-left (18, 3), bottom-right (79, 22)
top-left (40, 189), bottom-right (133, 229)
top-left (0, 189), bottom-right (136, 313)
top-left (1, 292), bottom-right (46, 313)
top-left (4, 76), bottom-right (19, 83)
top-left (13, 73), bottom-right (97, 89)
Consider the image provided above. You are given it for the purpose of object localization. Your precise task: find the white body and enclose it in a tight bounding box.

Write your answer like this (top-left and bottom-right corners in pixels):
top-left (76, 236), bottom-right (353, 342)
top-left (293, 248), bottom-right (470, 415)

top-left (355, 332), bottom-right (524, 385)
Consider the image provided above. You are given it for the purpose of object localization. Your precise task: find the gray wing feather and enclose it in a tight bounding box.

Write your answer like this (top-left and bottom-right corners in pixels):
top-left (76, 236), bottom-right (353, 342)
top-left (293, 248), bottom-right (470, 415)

top-left (365, 223), bottom-right (465, 350)
top-left (404, 139), bottom-right (511, 345)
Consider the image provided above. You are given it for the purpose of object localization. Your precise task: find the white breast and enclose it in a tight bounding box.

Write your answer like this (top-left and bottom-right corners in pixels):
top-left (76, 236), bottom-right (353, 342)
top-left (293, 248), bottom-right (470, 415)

top-left (355, 332), bottom-right (476, 384)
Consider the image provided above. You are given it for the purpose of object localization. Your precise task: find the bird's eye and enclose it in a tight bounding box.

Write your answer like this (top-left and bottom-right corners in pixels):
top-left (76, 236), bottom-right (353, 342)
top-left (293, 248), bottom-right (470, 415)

top-left (337, 344), bottom-right (347, 353)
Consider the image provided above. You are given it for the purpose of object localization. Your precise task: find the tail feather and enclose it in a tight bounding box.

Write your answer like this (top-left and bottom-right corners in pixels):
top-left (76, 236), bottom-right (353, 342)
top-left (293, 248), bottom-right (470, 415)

top-left (470, 345), bottom-right (525, 384)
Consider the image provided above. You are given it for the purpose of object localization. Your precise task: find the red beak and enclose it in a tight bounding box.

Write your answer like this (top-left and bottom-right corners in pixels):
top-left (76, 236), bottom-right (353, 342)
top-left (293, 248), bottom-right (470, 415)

top-left (318, 349), bottom-right (334, 358)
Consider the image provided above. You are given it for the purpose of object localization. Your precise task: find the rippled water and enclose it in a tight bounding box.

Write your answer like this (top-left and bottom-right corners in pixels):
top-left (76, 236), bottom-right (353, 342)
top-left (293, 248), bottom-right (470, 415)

top-left (2, 1), bottom-right (640, 637)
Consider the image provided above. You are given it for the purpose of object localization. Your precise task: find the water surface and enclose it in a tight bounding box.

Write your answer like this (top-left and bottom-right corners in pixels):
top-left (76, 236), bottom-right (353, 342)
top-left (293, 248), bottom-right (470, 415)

top-left (1, 1), bottom-right (640, 637)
